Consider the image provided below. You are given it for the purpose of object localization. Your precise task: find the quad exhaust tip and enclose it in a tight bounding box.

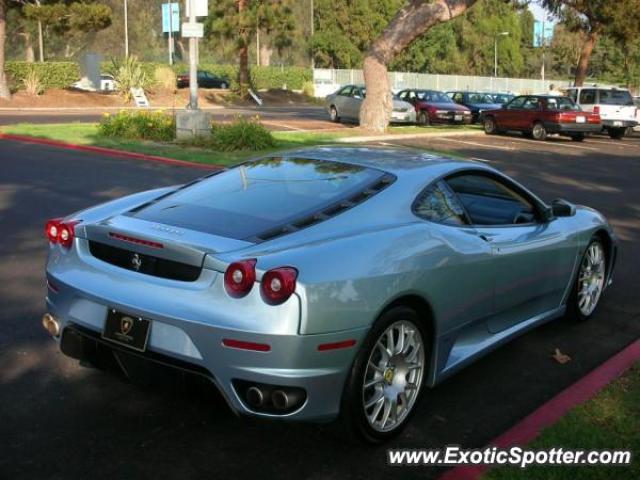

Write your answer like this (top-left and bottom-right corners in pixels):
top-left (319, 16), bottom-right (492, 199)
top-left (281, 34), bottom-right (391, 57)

top-left (42, 313), bottom-right (60, 337)
top-left (246, 386), bottom-right (265, 407)
top-left (242, 382), bottom-right (306, 413)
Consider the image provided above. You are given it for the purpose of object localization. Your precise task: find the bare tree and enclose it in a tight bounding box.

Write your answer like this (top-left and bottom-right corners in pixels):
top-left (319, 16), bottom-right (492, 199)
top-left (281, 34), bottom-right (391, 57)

top-left (0, 0), bottom-right (10, 99)
top-left (360, 0), bottom-right (478, 132)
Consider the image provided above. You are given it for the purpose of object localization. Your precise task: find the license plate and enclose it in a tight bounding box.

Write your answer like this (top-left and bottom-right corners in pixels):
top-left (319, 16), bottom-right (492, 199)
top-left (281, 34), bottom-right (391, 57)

top-left (454, 115), bottom-right (462, 121)
top-left (102, 309), bottom-right (151, 352)
top-left (613, 121), bottom-right (623, 127)
top-left (576, 115), bottom-right (586, 123)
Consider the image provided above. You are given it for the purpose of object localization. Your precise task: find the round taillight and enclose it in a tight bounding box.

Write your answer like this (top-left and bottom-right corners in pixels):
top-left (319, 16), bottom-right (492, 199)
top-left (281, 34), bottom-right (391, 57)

top-left (261, 267), bottom-right (298, 305)
top-left (57, 222), bottom-right (77, 248)
top-left (45, 218), bottom-right (61, 243)
top-left (224, 259), bottom-right (257, 298)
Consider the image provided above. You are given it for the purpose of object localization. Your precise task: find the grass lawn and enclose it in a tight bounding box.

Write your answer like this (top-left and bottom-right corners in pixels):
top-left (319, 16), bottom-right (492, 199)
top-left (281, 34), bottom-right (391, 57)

top-left (484, 362), bottom-right (639, 480)
top-left (0, 122), bottom-right (478, 167)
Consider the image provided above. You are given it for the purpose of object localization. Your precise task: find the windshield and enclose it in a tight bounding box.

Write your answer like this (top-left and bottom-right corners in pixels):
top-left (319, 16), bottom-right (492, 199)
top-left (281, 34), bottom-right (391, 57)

top-left (599, 89), bottom-right (634, 106)
top-left (129, 158), bottom-right (387, 240)
top-left (417, 91), bottom-right (453, 103)
top-left (546, 97), bottom-right (581, 111)
top-left (467, 93), bottom-right (495, 104)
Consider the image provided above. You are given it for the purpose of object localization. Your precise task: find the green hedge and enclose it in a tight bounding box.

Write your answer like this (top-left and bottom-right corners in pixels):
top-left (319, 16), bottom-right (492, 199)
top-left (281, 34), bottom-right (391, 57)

top-left (5, 61), bottom-right (311, 92)
top-left (5, 62), bottom-right (79, 89)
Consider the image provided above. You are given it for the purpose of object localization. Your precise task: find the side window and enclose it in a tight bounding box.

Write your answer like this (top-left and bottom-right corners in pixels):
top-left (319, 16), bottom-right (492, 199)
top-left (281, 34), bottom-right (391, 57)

top-left (506, 96), bottom-right (526, 109)
top-left (567, 89), bottom-right (577, 102)
top-left (453, 93), bottom-right (463, 103)
top-left (579, 89), bottom-right (596, 104)
top-left (522, 97), bottom-right (540, 110)
top-left (413, 180), bottom-right (468, 225)
top-left (445, 174), bottom-right (537, 226)
top-left (338, 86), bottom-right (352, 96)
top-left (397, 91), bottom-right (406, 101)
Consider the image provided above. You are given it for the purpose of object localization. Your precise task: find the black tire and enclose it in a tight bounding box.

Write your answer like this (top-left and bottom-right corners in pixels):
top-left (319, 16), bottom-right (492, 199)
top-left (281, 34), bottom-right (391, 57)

top-left (565, 237), bottom-right (608, 322)
top-left (417, 111), bottom-right (430, 126)
top-left (532, 122), bottom-right (547, 141)
top-left (608, 127), bottom-right (626, 140)
top-left (341, 306), bottom-right (429, 443)
top-left (329, 106), bottom-right (340, 123)
top-left (571, 133), bottom-right (585, 142)
top-left (483, 116), bottom-right (497, 134)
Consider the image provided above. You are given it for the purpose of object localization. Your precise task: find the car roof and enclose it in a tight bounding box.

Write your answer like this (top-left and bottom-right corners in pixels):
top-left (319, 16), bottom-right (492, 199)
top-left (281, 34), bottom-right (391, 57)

top-left (269, 146), bottom-right (480, 178)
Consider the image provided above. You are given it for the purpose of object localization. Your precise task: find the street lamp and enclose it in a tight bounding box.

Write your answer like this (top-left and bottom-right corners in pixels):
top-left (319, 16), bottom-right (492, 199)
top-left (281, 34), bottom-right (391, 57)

top-left (494, 31), bottom-right (509, 77)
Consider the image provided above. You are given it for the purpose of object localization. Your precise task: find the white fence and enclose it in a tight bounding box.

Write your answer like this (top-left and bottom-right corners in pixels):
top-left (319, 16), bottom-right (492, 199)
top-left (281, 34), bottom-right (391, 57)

top-left (313, 68), bottom-right (570, 97)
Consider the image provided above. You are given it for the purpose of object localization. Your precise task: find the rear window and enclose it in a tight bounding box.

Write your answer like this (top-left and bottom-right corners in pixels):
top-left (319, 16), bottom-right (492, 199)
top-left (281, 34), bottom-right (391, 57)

top-left (129, 158), bottom-right (390, 240)
top-left (546, 97), bottom-right (580, 111)
top-left (598, 89), bottom-right (634, 106)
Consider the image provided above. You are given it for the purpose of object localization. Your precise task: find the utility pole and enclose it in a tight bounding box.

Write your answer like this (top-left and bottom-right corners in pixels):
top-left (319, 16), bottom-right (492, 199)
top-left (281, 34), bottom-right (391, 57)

top-left (188, 0), bottom-right (198, 109)
top-left (168, 3), bottom-right (173, 65)
top-left (124, 0), bottom-right (129, 57)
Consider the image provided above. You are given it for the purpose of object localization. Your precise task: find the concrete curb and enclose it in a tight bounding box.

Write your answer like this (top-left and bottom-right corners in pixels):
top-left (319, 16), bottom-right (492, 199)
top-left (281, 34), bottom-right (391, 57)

top-left (439, 338), bottom-right (640, 480)
top-left (0, 133), bottom-right (221, 171)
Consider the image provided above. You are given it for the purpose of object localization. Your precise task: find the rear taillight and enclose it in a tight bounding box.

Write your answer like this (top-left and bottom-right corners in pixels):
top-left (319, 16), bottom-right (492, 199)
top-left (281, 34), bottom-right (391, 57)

top-left (593, 106), bottom-right (600, 114)
top-left (261, 267), bottom-right (298, 305)
top-left (224, 259), bottom-right (257, 298)
top-left (45, 218), bottom-right (79, 249)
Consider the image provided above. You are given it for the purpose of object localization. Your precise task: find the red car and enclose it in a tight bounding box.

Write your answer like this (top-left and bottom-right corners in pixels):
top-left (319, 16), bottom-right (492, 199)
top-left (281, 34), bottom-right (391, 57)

top-left (482, 95), bottom-right (601, 141)
top-left (396, 89), bottom-right (472, 125)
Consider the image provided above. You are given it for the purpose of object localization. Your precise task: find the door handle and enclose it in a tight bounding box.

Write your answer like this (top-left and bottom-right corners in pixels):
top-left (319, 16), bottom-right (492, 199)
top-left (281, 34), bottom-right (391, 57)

top-left (479, 234), bottom-right (492, 243)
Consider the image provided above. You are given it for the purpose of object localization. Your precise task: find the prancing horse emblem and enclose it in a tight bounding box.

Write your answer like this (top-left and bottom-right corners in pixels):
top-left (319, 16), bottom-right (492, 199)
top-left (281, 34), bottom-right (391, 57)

top-left (120, 316), bottom-right (134, 335)
top-left (131, 253), bottom-right (143, 271)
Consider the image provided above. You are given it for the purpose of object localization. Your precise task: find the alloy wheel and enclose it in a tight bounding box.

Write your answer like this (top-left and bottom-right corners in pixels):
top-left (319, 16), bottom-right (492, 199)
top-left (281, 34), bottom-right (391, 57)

top-left (577, 242), bottom-right (606, 317)
top-left (362, 320), bottom-right (425, 433)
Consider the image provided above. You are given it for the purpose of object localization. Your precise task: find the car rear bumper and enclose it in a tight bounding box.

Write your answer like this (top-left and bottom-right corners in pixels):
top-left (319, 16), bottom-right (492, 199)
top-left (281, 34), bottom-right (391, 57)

top-left (433, 112), bottom-right (473, 124)
top-left (601, 120), bottom-right (637, 128)
top-left (44, 241), bottom-right (368, 422)
top-left (543, 122), bottom-right (602, 134)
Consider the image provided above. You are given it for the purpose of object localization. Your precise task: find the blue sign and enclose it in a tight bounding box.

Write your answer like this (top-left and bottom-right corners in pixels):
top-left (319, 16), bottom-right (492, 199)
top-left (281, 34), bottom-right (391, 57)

top-left (162, 3), bottom-right (180, 33)
top-left (533, 20), bottom-right (554, 48)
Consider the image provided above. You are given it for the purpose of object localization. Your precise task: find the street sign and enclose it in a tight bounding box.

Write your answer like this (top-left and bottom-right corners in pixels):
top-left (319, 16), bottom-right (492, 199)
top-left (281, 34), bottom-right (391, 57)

top-left (185, 0), bottom-right (208, 18)
top-left (162, 3), bottom-right (180, 33)
top-left (533, 20), bottom-right (554, 48)
top-left (182, 22), bottom-right (204, 38)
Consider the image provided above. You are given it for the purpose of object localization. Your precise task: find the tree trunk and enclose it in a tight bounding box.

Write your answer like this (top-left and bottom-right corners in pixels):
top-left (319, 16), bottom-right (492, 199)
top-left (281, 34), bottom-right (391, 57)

top-left (574, 29), bottom-right (598, 87)
top-left (238, 0), bottom-right (250, 98)
top-left (21, 32), bottom-right (35, 63)
top-left (360, 0), bottom-right (477, 132)
top-left (0, 0), bottom-right (10, 100)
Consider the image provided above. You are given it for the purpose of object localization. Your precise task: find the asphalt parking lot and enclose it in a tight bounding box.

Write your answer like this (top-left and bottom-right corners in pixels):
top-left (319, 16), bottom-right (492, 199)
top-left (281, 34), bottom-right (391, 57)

top-left (0, 133), bottom-right (638, 479)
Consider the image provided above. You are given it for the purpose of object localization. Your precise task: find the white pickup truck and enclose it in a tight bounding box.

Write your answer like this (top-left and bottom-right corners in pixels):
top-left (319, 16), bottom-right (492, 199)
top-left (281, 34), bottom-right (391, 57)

top-left (565, 86), bottom-right (638, 139)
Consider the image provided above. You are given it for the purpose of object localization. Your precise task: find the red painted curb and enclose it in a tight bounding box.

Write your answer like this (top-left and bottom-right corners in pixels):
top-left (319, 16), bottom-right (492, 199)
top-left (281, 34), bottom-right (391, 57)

top-left (0, 133), bottom-right (223, 171)
top-left (440, 338), bottom-right (640, 480)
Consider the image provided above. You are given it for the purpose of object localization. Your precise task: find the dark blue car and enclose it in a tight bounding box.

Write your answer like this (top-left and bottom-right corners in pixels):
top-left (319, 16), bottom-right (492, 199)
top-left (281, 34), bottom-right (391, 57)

top-left (448, 91), bottom-right (514, 123)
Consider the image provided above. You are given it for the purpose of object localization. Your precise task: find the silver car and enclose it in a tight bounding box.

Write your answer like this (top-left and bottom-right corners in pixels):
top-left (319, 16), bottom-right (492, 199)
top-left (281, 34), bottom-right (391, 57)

top-left (325, 85), bottom-right (416, 124)
top-left (43, 147), bottom-right (616, 442)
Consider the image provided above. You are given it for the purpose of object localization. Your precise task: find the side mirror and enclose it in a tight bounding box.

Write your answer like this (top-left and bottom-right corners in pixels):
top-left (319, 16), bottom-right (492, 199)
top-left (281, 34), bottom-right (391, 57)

top-left (551, 199), bottom-right (576, 217)
top-left (353, 95), bottom-right (362, 100)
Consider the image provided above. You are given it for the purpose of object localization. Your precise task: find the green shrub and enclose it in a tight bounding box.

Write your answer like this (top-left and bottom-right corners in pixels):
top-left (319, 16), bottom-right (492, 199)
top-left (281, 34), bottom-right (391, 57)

top-left (153, 65), bottom-right (176, 91)
top-left (210, 117), bottom-right (275, 151)
top-left (107, 56), bottom-right (150, 101)
top-left (98, 110), bottom-right (175, 142)
top-left (302, 81), bottom-right (315, 97)
top-left (5, 61), bottom-right (79, 90)
top-left (22, 68), bottom-right (44, 96)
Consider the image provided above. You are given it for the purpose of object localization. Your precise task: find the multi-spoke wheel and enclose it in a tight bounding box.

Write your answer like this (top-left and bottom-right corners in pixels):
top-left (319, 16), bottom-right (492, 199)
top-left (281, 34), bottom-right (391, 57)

top-left (567, 238), bottom-right (607, 321)
top-left (341, 306), bottom-right (428, 443)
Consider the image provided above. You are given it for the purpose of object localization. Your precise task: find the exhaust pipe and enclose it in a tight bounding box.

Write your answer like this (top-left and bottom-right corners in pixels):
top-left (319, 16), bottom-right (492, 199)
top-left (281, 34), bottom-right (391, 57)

top-left (271, 389), bottom-right (304, 411)
top-left (42, 313), bottom-right (60, 337)
top-left (246, 386), bottom-right (265, 408)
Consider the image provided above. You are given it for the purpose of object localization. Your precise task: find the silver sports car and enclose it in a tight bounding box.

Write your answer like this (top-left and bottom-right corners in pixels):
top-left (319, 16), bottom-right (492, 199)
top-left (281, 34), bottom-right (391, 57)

top-left (43, 147), bottom-right (617, 442)
top-left (325, 85), bottom-right (416, 124)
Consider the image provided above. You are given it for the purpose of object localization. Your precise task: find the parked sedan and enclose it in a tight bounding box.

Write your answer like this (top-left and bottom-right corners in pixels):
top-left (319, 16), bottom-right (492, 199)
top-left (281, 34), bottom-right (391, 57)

top-left (396, 89), bottom-right (472, 125)
top-left (177, 71), bottom-right (229, 89)
top-left (447, 91), bottom-right (505, 123)
top-left (325, 85), bottom-right (416, 124)
top-left (42, 146), bottom-right (616, 442)
top-left (482, 95), bottom-right (601, 141)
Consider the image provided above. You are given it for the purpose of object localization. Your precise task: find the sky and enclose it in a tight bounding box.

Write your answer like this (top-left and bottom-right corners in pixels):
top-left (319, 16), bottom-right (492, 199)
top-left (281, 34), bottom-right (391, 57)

top-left (529, 1), bottom-right (552, 21)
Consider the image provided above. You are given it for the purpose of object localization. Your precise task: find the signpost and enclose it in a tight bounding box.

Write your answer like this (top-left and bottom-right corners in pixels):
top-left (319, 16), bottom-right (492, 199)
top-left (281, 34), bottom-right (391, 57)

top-left (162, 3), bottom-right (180, 65)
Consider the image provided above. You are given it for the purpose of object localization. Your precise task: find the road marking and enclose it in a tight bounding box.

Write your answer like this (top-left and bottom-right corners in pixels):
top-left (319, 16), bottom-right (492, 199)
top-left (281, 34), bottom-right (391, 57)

top-left (260, 121), bottom-right (308, 132)
top-left (436, 137), bottom-right (514, 150)
top-left (502, 136), bottom-right (599, 151)
top-left (584, 138), bottom-right (639, 148)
